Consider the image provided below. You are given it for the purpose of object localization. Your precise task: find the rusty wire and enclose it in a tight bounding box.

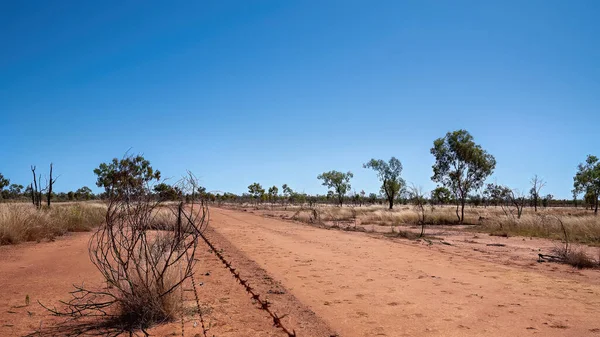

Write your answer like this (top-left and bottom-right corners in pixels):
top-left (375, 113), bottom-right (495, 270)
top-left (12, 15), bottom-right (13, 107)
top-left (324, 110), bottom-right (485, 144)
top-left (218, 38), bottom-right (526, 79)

top-left (199, 231), bottom-right (297, 337)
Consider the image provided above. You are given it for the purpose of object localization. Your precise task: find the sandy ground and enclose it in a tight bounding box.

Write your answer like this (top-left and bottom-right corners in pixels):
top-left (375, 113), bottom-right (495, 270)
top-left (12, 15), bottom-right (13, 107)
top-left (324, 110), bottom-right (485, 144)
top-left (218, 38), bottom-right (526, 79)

top-left (210, 207), bottom-right (600, 337)
top-left (2, 207), bottom-right (600, 336)
top-left (0, 228), bottom-right (334, 336)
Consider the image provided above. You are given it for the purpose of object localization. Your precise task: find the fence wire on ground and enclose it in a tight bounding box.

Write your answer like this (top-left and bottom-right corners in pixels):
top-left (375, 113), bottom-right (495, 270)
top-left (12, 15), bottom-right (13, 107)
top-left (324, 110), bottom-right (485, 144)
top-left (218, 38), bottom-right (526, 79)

top-left (199, 230), bottom-right (297, 337)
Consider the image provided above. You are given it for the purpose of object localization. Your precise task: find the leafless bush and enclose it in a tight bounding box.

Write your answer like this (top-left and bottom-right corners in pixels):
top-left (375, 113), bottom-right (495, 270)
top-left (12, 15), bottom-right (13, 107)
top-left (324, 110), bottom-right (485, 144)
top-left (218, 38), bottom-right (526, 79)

top-left (40, 171), bottom-right (208, 336)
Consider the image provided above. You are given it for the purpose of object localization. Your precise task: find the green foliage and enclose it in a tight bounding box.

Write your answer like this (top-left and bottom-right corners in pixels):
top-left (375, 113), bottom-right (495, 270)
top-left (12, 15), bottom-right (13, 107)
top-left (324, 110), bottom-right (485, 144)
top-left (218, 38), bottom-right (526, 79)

top-left (573, 155), bottom-right (600, 214)
top-left (363, 157), bottom-right (405, 209)
top-left (94, 154), bottom-right (161, 196)
top-left (431, 130), bottom-right (496, 221)
top-left (431, 186), bottom-right (451, 205)
top-left (317, 170), bottom-right (353, 206)
top-left (0, 173), bottom-right (9, 198)
top-left (153, 183), bottom-right (181, 201)
top-left (248, 182), bottom-right (265, 200)
top-left (267, 185), bottom-right (278, 202)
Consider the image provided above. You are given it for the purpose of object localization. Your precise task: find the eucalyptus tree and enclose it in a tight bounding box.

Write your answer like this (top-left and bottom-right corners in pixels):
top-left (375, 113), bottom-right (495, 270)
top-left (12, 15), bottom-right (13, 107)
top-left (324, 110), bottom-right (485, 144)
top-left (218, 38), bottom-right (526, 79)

top-left (573, 155), bottom-right (600, 215)
top-left (431, 130), bottom-right (496, 223)
top-left (317, 170), bottom-right (353, 206)
top-left (363, 157), bottom-right (405, 209)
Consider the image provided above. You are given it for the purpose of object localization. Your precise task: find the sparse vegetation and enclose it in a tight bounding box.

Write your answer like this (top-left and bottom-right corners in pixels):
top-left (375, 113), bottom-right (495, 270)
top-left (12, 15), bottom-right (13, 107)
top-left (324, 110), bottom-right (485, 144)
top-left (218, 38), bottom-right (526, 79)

top-left (0, 203), bottom-right (105, 245)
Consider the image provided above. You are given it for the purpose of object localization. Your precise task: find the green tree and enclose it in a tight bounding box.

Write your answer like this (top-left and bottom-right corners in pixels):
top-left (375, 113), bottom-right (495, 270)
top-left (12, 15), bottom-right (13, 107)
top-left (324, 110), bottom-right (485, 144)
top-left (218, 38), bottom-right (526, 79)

top-left (368, 193), bottom-right (378, 204)
top-left (75, 186), bottom-right (94, 200)
top-left (573, 155), bottom-right (600, 215)
top-left (0, 173), bottom-right (9, 199)
top-left (431, 186), bottom-right (451, 205)
top-left (267, 185), bottom-right (278, 203)
top-left (8, 184), bottom-right (24, 199)
top-left (431, 130), bottom-right (496, 223)
top-left (317, 170), bottom-right (353, 206)
top-left (153, 183), bottom-right (181, 201)
top-left (248, 183), bottom-right (265, 203)
top-left (363, 157), bottom-right (405, 209)
top-left (94, 154), bottom-right (161, 197)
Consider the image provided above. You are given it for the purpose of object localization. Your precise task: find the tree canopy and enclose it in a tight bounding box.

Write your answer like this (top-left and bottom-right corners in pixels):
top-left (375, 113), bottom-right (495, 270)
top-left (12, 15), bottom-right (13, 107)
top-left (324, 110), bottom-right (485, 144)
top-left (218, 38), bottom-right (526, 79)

top-left (93, 154), bottom-right (161, 196)
top-left (573, 155), bottom-right (600, 214)
top-left (317, 170), bottom-right (353, 206)
top-left (363, 157), bottom-right (405, 209)
top-left (431, 130), bottom-right (496, 222)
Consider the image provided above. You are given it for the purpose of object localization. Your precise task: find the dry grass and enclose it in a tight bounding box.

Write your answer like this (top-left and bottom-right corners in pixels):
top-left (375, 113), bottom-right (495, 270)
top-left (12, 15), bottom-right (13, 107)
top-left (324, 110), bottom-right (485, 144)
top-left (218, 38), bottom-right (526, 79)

top-left (224, 203), bottom-right (600, 245)
top-left (0, 202), bottom-right (106, 245)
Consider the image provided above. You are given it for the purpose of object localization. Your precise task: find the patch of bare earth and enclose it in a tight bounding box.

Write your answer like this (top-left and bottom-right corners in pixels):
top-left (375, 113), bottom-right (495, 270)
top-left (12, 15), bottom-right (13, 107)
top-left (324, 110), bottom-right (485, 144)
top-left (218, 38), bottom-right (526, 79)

top-left (0, 229), bottom-right (335, 336)
top-left (210, 207), bottom-right (600, 337)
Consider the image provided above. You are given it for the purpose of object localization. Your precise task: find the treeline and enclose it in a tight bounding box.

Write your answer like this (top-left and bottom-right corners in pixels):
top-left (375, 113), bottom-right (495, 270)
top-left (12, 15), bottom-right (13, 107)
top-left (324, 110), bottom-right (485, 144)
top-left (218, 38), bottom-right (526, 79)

top-left (1, 129), bottom-right (598, 218)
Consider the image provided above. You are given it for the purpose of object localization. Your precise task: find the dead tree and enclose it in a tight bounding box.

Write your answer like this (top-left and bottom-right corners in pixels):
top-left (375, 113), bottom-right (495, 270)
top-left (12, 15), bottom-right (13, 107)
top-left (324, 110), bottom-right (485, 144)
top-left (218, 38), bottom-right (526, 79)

top-left (47, 163), bottom-right (59, 207)
top-left (31, 166), bottom-right (42, 208)
top-left (530, 175), bottom-right (546, 212)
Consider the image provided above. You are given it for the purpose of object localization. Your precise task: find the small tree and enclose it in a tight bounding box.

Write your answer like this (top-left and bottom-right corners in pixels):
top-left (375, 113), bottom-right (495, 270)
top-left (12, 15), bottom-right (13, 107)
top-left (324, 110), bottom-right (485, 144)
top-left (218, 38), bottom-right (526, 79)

top-left (430, 130), bottom-right (496, 223)
top-left (363, 157), bottom-right (405, 209)
top-left (542, 194), bottom-right (553, 208)
top-left (409, 185), bottom-right (427, 237)
top-left (94, 155), bottom-right (161, 198)
top-left (573, 155), bottom-right (600, 215)
top-left (317, 170), bottom-right (353, 207)
top-left (248, 182), bottom-right (265, 204)
top-left (0, 173), bottom-right (9, 199)
top-left (431, 186), bottom-right (451, 205)
top-left (46, 163), bottom-right (59, 207)
top-left (529, 175), bottom-right (546, 212)
top-left (268, 185), bottom-right (279, 203)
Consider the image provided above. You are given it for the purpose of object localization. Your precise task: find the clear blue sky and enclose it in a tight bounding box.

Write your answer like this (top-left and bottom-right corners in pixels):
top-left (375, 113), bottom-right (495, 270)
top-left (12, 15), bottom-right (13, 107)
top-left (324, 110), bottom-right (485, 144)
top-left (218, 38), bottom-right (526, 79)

top-left (1, 1), bottom-right (599, 199)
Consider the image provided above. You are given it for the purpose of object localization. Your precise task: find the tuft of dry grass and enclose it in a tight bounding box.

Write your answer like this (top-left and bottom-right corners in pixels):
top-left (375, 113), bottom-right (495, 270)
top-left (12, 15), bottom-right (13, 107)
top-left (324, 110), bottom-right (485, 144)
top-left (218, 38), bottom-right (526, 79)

top-left (0, 202), bottom-right (106, 245)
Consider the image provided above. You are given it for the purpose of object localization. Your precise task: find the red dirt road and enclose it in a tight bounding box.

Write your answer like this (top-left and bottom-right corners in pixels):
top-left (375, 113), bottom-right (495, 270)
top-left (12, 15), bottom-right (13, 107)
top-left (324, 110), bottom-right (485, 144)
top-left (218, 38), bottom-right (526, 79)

top-left (210, 208), bottom-right (600, 337)
top-left (2, 207), bottom-right (600, 336)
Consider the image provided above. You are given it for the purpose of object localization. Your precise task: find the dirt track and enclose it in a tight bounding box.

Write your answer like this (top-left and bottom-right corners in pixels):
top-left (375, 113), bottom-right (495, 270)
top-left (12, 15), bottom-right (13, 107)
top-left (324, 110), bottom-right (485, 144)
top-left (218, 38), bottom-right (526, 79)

top-left (210, 207), bottom-right (600, 337)
top-left (2, 207), bottom-right (600, 336)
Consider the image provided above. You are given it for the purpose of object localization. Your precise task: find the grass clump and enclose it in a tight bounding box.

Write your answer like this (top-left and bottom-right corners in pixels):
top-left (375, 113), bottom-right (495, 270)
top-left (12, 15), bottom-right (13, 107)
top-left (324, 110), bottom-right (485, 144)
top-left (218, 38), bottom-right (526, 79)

top-left (0, 203), bottom-right (105, 245)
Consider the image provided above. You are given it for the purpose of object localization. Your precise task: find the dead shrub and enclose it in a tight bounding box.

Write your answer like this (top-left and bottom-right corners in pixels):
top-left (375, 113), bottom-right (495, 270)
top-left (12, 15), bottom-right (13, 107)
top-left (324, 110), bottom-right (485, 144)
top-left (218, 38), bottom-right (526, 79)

top-left (39, 157), bottom-right (208, 336)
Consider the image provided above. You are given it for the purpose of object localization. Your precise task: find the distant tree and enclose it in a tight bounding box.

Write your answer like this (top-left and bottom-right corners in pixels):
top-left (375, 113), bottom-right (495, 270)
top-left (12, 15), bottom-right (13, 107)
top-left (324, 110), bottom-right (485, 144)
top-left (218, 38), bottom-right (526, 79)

top-left (317, 170), bottom-right (353, 206)
top-left (363, 157), bottom-right (405, 210)
top-left (94, 154), bottom-right (161, 197)
top-left (431, 130), bottom-right (496, 223)
top-left (281, 184), bottom-right (293, 205)
top-left (67, 191), bottom-right (75, 201)
top-left (268, 185), bottom-right (279, 203)
top-left (0, 173), bottom-right (9, 199)
top-left (153, 183), bottom-right (180, 201)
top-left (7, 184), bottom-right (23, 199)
top-left (573, 155), bottom-right (600, 215)
top-left (368, 193), bottom-right (378, 204)
top-left (75, 186), bottom-right (93, 200)
top-left (409, 185), bottom-right (427, 237)
top-left (529, 175), bottom-right (546, 212)
top-left (468, 194), bottom-right (482, 207)
top-left (431, 186), bottom-right (451, 205)
top-left (248, 183), bottom-right (265, 203)
top-left (542, 194), bottom-right (553, 208)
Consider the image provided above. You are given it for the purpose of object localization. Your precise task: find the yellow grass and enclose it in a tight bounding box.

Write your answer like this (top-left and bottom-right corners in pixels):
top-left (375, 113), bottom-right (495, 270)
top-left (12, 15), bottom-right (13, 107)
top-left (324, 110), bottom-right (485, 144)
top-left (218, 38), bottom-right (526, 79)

top-left (0, 202), bottom-right (106, 245)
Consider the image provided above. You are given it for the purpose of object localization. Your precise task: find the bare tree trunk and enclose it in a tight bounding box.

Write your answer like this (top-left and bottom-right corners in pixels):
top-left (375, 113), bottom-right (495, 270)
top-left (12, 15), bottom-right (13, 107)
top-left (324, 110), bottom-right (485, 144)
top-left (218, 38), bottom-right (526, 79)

top-left (47, 163), bottom-right (53, 207)
top-left (31, 166), bottom-right (39, 208)
top-left (455, 202), bottom-right (460, 222)
top-left (30, 183), bottom-right (35, 206)
top-left (595, 197), bottom-right (598, 215)
top-left (460, 199), bottom-right (465, 223)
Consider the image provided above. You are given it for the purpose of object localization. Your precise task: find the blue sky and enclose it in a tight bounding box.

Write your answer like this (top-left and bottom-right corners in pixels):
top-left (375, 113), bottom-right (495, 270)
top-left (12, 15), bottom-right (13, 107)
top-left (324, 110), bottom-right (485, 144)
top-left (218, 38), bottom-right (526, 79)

top-left (1, 1), bottom-right (599, 199)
